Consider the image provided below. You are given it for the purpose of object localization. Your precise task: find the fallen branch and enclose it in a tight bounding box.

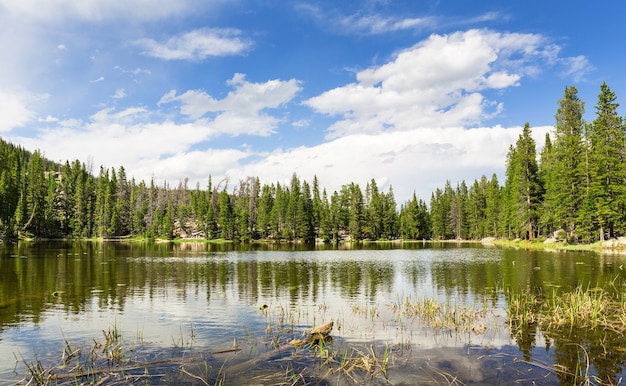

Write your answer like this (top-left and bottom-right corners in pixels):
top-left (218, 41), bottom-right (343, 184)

top-left (226, 321), bottom-right (334, 375)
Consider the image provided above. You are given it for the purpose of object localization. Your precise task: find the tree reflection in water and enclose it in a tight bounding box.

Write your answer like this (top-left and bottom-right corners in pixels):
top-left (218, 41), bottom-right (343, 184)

top-left (0, 241), bottom-right (624, 384)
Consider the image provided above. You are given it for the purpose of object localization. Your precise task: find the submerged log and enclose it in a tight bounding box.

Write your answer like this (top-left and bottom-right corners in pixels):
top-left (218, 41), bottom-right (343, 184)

top-left (288, 320), bottom-right (334, 347)
top-left (226, 321), bottom-right (334, 374)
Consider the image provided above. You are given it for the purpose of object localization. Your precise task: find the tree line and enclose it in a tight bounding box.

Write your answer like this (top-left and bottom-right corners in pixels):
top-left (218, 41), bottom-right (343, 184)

top-left (0, 144), bottom-right (430, 242)
top-left (0, 82), bottom-right (623, 243)
top-left (430, 82), bottom-right (626, 243)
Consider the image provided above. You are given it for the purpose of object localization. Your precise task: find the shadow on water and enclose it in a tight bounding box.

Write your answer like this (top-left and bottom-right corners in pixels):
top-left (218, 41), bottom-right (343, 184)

top-left (1, 241), bottom-right (625, 384)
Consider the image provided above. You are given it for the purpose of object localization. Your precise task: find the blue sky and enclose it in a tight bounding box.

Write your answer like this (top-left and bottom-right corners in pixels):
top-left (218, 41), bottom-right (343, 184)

top-left (0, 0), bottom-right (622, 202)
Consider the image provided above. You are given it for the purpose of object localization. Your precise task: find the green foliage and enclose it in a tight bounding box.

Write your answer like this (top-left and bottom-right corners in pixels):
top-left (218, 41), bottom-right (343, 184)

top-left (544, 86), bottom-right (586, 238)
top-left (581, 82), bottom-right (626, 241)
top-left (501, 123), bottom-right (542, 239)
top-left (399, 193), bottom-right (430, 239)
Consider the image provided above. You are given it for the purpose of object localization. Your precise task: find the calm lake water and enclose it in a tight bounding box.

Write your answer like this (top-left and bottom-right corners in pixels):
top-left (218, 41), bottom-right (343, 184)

top-left (1, 241), bottom-right (625, 385)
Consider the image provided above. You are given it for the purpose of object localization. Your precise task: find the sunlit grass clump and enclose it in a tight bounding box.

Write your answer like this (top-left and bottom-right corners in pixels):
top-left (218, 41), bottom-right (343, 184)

top-left (390, 296), bottom-right (492, 334)
top-left (507, 286), bottom-right (626, 331)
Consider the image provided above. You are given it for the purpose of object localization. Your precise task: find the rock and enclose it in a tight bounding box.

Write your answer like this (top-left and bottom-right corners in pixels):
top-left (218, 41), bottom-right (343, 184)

top-left (602, 239), bottom-right (616, 248)
top-left (481, 237), bottom-right (496, 245)
top-left (553, 229), bottom-right (566, 241)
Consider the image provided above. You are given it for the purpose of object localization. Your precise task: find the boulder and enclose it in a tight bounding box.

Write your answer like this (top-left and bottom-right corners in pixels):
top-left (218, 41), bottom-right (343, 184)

top-left (481, 237), bottom-right (496, 245)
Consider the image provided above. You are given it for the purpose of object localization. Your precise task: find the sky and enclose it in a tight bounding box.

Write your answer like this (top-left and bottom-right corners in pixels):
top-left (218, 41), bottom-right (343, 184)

top-left (0, 0), bottom-right (624, 203)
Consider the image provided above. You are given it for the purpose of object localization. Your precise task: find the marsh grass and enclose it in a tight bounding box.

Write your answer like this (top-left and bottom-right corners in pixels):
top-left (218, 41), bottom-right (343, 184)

top-left (390, 296), bottom-right (492, 335)
top-left (507, 285), bottom-right (626, 385)
top-left (507, 285), bottom-right (626, 332)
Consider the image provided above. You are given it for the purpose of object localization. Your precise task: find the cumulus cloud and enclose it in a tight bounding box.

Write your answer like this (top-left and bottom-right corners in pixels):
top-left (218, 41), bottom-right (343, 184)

top-left (158, 73), bottom-right (302, 135)
top-left (227, 125), bottom-right (551, 202)
top-left (10, 108), bottom-right (249, 185)
top-left (0, 91), bottom-right (37, 132)
top-left (7, 71), bottom-right (300, 185)
top-left (305, 29), bottom-right (585, 139)
top-left (135, 28), bottom-right (252, 61)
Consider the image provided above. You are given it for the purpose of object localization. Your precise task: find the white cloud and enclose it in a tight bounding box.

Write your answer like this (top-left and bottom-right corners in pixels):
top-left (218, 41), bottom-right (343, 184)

top-left (228, 125), bottom-right (551, 202)
top-left (6, 70), bottom-right (301, 184)
top-left (341, 14), bottom-right (434, 34)
top-left (0, 91), bottom-right (37, 132)
top-left (159, 74), bottom-right (302, 136)
top-left (0, 0), bottom-right (210, 22)
top-left (38, 115), bottom-right (59, 123)
top-left (559, 55), bottom-right (593, 82)
top-left (113, 66), bottom-right (152, 76)
top-left (112, 88), bottom-right (127, 99)
top-left (10, 114), bottom-right (227, 182)
top-left (135, 28), bottom-right (252, 61)
top-left (305, 29), bottom-right (586, 139)
top-left (133, 148), bottom-right (252, 185)
top-left (296, 3), bottom-right (435, 35)
top-left (292, 119), bottom-right (310, 128)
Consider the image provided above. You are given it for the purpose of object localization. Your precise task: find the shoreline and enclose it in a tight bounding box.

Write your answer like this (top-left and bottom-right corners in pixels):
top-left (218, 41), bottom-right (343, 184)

top-left (5, 236), bottom-right (626, 254)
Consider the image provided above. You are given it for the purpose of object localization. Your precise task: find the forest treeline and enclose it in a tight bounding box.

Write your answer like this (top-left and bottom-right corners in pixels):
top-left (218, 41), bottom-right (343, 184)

top-left (0, 82), bottom-right (624, 243)
top-left (0, 143), bottom-right (427, 242)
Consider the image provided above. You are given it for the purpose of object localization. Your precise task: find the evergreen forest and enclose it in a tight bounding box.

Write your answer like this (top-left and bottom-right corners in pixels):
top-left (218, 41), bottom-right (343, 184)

top-left (0, 83), bottom-right (624, 244)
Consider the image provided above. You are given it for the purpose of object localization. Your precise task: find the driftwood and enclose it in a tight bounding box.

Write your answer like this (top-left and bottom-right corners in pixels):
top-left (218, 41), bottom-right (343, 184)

top-left (287, 320), bottom-right (334, 347)
top-left (225, 321), bottom-right (334, 375)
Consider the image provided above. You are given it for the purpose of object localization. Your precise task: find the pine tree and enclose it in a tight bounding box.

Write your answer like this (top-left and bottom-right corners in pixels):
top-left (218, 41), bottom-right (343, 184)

top-left (399, 193), bottom-right (430, 239)
top-left (450, 182), bottom-right (468, 239)
top-left (503, 123), bottom-right (542, 239)
top-left (298, 180), bottom-right (315, 241)
top-left (382, 185), bottom-right (398, 239)
top-left (0, 143), bottom-right (20, 239)
top-left (347, 183), bottom-right (365, 241)
top-left (131, 180), bottom-right (148, 236)
top-left (162, 201), bottom-right (175, 239)
top-left (312, 176), bottom-right (323, 233)
top-left (20, 151), bottom-right (47, 235)
top-left (365, 179), bottom-right (383, 240)
top-left (205, 177), bottom-right (218, 239)
top-left (467, 176), bottom-right (488, 239)
top-left (115, 166), bottom-right (131, 236)
top-left (44, 170), bottom-right (60, 235)
top-left (484, 174), bottom-right (501, 237)
top-left (329, 191), bottom-right (342, 241)
top-left (547, 86), bottom-right (586, 240)
top-left (430, 181), bottom-right (454, 239)
top-left (538, 133), bottom-right (557, 236)
top-left (256, 183), bottom-right (274, 238)
top-left (318, 188), bottom-right (333, 242)
top-left (582, 82), bottom-right (626, 241)
top-left (218, 189), bottom-right (235, 239)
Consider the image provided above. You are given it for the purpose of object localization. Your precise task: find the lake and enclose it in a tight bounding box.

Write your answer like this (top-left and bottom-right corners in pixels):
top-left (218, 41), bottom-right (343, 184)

top-left (1, 241), bottom-right (625, 385)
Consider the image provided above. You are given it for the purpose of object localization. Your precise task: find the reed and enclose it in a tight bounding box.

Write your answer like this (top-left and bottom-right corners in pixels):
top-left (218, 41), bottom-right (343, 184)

top-left (391, 296), bottom-right (494, 335)
top-left (507, 285), bottom-right (624, 331)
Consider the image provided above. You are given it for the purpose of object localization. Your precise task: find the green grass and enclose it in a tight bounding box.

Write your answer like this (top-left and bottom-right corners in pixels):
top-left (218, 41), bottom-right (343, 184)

top-left (507, 285), bottom-right (626, 331)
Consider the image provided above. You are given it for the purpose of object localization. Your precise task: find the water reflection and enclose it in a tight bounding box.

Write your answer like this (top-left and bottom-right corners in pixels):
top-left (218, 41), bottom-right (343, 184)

top-left (0, 241), bottom-right (625, 384)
